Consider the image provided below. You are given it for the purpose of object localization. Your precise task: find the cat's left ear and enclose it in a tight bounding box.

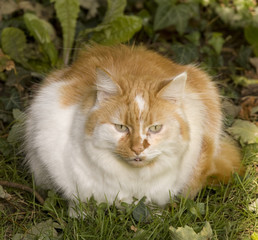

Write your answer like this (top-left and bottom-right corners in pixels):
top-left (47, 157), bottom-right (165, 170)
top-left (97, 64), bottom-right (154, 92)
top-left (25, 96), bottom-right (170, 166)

top-left (157, 72), bottom-right (187, 100)
top-left (95, 68), bottom-right (120, 104)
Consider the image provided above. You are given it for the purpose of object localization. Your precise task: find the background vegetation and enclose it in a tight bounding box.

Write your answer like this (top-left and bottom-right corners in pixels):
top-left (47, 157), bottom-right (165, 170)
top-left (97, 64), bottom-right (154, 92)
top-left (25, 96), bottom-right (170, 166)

top-left (0, 0), bottom-right (257, 239)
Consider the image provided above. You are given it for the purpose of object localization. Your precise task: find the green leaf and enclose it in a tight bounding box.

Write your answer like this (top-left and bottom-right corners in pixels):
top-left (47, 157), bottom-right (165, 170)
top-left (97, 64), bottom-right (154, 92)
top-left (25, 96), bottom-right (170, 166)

top-left (154, 2), bottom-right (194, 34)
top-left (132, 198), bottom-right (150, 222)
top-left (0, 88), bottom-right (21, 111)
top-left (0, 138), bottom-right (12, 157)
top-left (92, 16), bottom-right (142, 45)
top-left (12, 219), bottom-right (62, 240)
top-left (1, 27), bottom-right (28, 65)
top-left (231, 75), bottom-right (258, 87)
top-left (227, 120), bottom-right (258, 146)
top-left (190, 203), bottom-right (205, 218)
top-left (103, 0), bottom-right (126, 24)
top-left (24, 13), bottom-right (58, 66)
top-left (169, 222), bottom-right (213, 240)
top-left (7, 109), bottom-right (26, 145)
top-left (43, 190), bottom-right (59, 212)
top-left (244, 25), bottom-right (258, 46)
top-left (251, 232), bottom-right (258, 240)
top-left (52, 0), bottom-right (80, 65)
top-left (186, 31), bottom-right (201, 46)
top-left (171, 43), bottom-right (199, 64)
top-left (207, 32), bottom-right (225, 55)
top-left (244, 25), bottom-right (258, 56)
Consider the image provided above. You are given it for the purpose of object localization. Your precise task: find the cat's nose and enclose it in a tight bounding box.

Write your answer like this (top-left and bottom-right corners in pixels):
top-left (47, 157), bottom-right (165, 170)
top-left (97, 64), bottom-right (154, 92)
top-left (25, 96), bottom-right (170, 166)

top-left (131, 145), bottom-right (144, 155)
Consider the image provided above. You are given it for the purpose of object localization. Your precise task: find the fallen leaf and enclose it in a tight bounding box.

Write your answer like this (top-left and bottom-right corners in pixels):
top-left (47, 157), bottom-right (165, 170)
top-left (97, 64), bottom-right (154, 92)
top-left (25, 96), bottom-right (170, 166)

top-left (248, 199), bottom-right (258, 214)
top-left (169, 221), bottom-right (213, 240)
top-left (241, 84), bottom-right (258, 97)
top-left (12, 219), bottom-right (62, 240)
top-left (222, 100), bottom-right (240, 118)
top-left (0, 185), bottom-right (11, 200)
top-left (130, 225), bottom-right (138, 232)
top-left (227, 119), bottom-right (258, 146)
top-left (0, 49), bottom-right (15, 72)
top-left (238, 96), bottom-right (258, 123)
top-left (250, 57), bottom-right (258, 74)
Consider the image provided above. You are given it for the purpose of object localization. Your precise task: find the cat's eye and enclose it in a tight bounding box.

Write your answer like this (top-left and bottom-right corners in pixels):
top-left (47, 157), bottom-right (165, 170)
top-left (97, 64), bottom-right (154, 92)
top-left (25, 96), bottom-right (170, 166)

top-left (148, 125), bottom-right (163, 133)
top-left (114, 124), bottom-right (129, 133)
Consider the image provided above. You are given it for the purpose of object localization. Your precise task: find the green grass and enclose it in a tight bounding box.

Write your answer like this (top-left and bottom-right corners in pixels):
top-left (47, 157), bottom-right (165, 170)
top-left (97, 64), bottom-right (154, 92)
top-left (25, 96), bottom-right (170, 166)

top-left (0, 143), bottom-right (257, 239)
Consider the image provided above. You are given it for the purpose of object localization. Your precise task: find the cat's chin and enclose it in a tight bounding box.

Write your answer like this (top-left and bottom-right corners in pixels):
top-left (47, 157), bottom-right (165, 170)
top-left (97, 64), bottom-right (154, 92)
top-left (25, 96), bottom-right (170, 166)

top-left (126, 157), bottom-right (155, 168)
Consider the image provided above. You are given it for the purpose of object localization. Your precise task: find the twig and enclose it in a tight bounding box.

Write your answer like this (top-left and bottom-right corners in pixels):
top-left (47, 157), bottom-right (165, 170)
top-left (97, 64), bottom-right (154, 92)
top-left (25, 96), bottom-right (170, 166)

top-left (0, 181), bottom-right (45, 205)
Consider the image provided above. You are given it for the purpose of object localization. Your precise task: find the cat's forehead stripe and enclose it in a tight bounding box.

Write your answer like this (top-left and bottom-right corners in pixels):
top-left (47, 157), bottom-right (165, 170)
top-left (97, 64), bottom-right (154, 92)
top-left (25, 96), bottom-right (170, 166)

top-left (135, 95), bottom-right (145, 116)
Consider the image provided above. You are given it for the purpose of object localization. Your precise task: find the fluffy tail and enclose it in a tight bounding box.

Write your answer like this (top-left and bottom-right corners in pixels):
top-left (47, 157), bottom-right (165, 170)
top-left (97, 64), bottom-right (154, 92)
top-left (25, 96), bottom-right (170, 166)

top-left (207, 138), bottom-right (245, 185)
top-left (183, 136), bottom-right (244, 198)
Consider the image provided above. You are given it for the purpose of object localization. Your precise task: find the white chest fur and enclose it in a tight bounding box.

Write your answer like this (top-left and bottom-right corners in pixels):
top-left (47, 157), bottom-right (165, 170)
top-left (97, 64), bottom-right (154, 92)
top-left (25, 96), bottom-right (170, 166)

top-left (25, 80), bottom-right (206, 207)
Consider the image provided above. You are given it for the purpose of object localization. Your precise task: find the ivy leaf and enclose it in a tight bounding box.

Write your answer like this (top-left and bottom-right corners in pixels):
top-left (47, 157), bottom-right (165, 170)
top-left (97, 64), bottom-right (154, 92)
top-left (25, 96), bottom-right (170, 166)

top-left (169, 222), bottom-right (213, 240)
top-left (92, 16), bottom-right (142, 45)
top-left (1, 27), bottom-right (28, 66)
top-left (12, 219), bottom-right (62, 240)
top-left (227, 120), bottom-right (258, 146)
top-left (103, 0), bottom-right (126, 24)
top-left (52, 0), bottom-right (80, 65)
top-left (207, 32), bottom-right (225, 55)
top-left (23, 13), bottom-right (58, 66)
top-left (154, 2), bottom-right (195, 34)
top-left (132, 198), bottom-right (150, 222)
top-left (77, 0), bottom-right (142, 47)
top-left (0, 88), bottom-right (21, 111)
top-left (171, 43), bottom-right (199, 64)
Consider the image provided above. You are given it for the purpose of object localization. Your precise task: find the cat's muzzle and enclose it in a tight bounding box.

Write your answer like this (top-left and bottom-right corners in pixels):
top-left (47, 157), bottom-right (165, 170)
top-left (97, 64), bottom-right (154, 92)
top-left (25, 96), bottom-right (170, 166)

top-left (134, 157), bottom-right (142, 162)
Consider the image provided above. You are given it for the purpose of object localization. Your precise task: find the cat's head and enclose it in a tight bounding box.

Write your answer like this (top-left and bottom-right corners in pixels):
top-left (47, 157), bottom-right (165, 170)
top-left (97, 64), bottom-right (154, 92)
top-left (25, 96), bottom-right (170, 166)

top-left (85, 68), bottom-right (190, 168)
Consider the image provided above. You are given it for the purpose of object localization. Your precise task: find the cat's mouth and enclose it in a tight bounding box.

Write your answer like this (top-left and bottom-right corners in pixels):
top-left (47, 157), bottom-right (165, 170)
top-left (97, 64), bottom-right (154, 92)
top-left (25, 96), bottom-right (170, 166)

top-left (127, 156), bottom-right (153, 167)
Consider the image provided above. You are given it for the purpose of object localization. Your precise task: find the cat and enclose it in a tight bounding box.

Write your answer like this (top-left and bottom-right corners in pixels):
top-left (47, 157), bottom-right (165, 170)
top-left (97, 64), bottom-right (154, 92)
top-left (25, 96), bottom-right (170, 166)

top-left (25, 44), bottom-right (244, 215)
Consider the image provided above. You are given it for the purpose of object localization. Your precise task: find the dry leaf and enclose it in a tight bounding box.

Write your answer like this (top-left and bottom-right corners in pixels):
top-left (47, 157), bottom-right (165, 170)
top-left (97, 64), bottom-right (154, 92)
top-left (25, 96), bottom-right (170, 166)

top-left (0, 49), bottom-right (16, 72)
top-left (239, 96), bottom-right (258, 123)
top-left (250, 57), bottom-right (258, 74)
top-left (249, 199), bottom-right (258, 214)
top-left (130, 225), bottom-right (138, 232)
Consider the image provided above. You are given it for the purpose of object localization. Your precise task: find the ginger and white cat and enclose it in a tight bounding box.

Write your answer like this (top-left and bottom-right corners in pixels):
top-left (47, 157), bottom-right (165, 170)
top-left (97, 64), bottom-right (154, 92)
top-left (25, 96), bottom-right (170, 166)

top-left (25, 45), bottom-right (243, 213)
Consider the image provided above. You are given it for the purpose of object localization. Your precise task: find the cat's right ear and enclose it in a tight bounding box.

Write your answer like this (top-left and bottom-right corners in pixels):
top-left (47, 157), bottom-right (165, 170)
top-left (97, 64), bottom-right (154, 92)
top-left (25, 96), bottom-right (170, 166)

top-left (95, 68), bottom-right (120, 104)
top-left (157, 72), bottom-right (187, 101)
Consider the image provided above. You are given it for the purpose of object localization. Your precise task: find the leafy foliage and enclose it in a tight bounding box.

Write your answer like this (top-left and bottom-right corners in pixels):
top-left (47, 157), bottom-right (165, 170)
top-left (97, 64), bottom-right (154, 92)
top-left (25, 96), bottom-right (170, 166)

top-left (1, 28), bottom-right (27, 66)
top-left (169, 221), bottom-right (213, 240)
top-left (154, 0), bottom-right (198, 35)
top-left (0, 0), bottom-right (257, 239)
top-left (52, 0), bottom-right (80, 65)
top-left (227, 120), bottom-right (258, 146)
top-left (24, 13), bottom-right (58, 66)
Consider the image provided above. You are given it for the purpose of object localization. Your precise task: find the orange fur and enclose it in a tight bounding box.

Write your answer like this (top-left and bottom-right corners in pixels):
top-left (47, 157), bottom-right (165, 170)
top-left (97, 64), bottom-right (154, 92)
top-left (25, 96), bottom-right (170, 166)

top-left (183, 136), bottom-right (244, 198)
top-left (44, 44), bottom-right (244, 196)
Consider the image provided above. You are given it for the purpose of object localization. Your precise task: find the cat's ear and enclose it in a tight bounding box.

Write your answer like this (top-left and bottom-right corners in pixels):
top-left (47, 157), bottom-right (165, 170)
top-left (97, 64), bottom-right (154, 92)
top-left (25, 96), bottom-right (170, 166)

top-left (157, 72), bottom-right (187, 100)
top-left (95, 68), bottom-right (120, 103)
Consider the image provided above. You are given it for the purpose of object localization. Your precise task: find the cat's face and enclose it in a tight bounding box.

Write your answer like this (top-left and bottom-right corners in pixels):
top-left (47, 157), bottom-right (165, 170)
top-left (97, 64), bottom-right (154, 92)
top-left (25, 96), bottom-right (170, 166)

top-left (86, 69), bottom-right (190, 168)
